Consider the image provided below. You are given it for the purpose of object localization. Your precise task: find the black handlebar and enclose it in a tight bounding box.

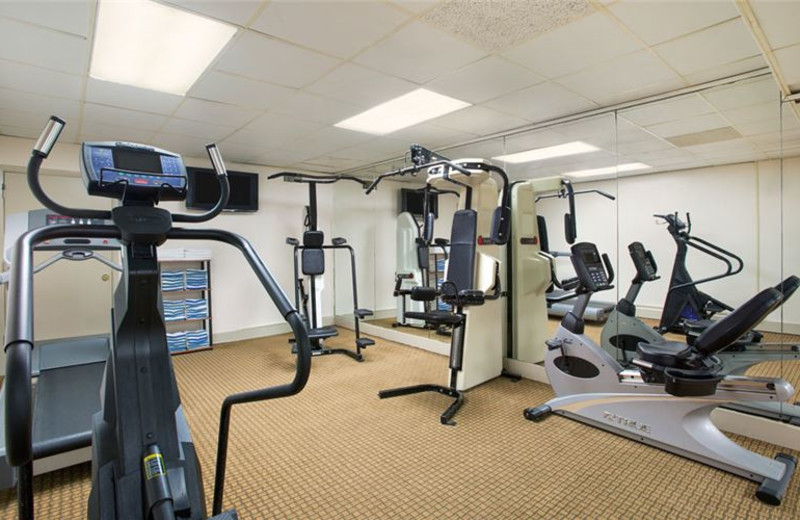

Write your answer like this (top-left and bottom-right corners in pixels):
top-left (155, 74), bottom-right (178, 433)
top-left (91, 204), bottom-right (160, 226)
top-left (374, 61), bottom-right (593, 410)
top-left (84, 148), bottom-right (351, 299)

top-left (268, 171), bottom-right (369, 189)
top-left (172, 144), bottom-right (230, 223)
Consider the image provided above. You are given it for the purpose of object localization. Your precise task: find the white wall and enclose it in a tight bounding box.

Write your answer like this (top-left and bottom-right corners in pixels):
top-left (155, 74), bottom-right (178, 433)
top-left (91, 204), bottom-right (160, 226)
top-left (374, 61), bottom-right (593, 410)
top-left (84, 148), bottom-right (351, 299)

top-left (0, 135), bottom-right (329, 344)
top-left (331, 179), bottom-right (458, 317)
top-left (536, 158), bottom-right (800, 329)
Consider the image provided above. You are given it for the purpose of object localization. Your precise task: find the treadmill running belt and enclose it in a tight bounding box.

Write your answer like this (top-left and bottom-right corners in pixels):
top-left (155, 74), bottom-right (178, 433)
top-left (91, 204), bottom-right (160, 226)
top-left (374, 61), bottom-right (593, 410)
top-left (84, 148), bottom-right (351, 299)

top-left (32, 362), bottom-right (105, 458)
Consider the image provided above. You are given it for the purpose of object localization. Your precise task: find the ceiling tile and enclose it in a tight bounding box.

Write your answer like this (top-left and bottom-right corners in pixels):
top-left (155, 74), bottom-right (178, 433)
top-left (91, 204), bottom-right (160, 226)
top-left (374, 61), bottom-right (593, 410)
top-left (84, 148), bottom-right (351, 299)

top-left (0, 87), bottom-right (81, 121)
top-left (555, 50), bottom-right (681, 105)
top-left (485, 81), bottom-right (597, 123)
top-left (0, 121), bottom-right (78, 142)
top-left (271, 92), bottom-right (363, 125)
top-left (251, 147), bottom-right (322, 167)
top-left (621, 94), bottom-right (716, 127)
top-left (654, 18), bottom-right (761, 77)
top-left (86, 78), bottom-right (184, 115)
top-left (736, 118), bottom-right (780, 137)
top-left (0, 59), bottom-right (82, 100)
top-left (163, 0), bottom-right (264, 26)
top-left (434, 105), bottom-right (528, 136)
top-left (83, 103), bottom-right (168, 132)
top-left (353, 21), bottom-right (486, 83)
top-left (337, 137), bottom-right (411, 163)
top-left (426, 56), bottom-right (544, 104)
top-left (721, 102), bottom-right (779, 126)
top-left (189, 70), bottom-right (296, 110)
top-left (0, 16), bottom-right (88, 75)
top-left (750, 0), bottom-right (800, 51)
top-left (80, 121), bottom-right (156, 144)
top-left (175, 98), bottom-right (257, 128)
top-left (617, 136), bottom-right (675, 155)
top-left (245, 112), bottom-right (325, 141)
top-left (0, 0), bottom-right (91, 37)
top-left (608, 0), bottom-right (738, 46)
top-left (645, 112), bottom-right (730, 139)
top-left (162, 117), bottom-right (235, 141)
top-left (683, 55), bottom-right (767, 87)
top-left (775, 43), bottom-right (800, 90)
top-left (211, 141), bottom-right (262, 163)
top-left (152, 133), bottom-right (211, 158)
top-left (281, 126), bottom-right (376, 156)
top-left (252, 1), bottom-right (408, 59)
top-left (389, 120), bottom-right (479, 148)
top-left (701, 76), bottom-right (780, 111)
top-left (215, 30), bottom-right (340, 88)
top-left (306, 63), bottom-right (416, 108)
top-left (500, 129), bottom-right (568, 155)
top-left (422, 0), bottom-right (594, 53)
top-left (391, 0), bottom-right (440, 15)
top-left (503, 12), bottom-right (642, 79)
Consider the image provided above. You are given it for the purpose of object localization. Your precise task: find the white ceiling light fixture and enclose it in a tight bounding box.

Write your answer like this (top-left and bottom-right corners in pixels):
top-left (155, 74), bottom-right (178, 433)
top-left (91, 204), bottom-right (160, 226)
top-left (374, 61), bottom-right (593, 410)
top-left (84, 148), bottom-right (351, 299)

top-left (566, 162), bottom-right (651, 178)
top-left (334, 88), bottom-right (471, 135)
top-left (493, 141), bottom-right (600, 164)
top-left (90, 0), bottom-right (237, 95)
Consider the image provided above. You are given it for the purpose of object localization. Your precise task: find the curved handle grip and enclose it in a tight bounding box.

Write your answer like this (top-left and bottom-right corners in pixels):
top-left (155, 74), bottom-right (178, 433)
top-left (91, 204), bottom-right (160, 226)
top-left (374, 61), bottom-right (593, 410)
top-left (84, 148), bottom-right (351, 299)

top-left (172, 144), bottom-right (230, 223)
top-left (602, 253), bottom-right (615, 285)
top-left (28, 117), bottom-right (112, 220)
top-left (4, 342), bottom-right (33, 466)
top-left (33, 116), bottom-right (65, 158)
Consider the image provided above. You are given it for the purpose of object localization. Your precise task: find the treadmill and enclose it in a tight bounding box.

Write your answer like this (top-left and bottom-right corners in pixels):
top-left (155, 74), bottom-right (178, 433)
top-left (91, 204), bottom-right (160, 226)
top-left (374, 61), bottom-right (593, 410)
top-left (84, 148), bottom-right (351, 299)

top-left (0, 209), bottom-right (120, 488)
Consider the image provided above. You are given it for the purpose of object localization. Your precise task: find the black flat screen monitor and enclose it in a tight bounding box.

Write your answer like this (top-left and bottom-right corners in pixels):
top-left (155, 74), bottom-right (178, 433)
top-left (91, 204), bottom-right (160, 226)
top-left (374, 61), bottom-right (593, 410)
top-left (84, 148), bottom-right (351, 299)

top-left (186, 167), bottom-right (259, 212)
top-left (400, 189), bottom-right (438, 218)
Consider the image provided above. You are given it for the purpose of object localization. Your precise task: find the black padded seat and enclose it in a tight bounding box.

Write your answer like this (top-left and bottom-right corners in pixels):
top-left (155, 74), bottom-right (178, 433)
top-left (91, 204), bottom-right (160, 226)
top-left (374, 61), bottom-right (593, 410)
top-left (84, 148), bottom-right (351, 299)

top-left (405, 310), bottom-right (464, 325)
top-left (636, 341), bottom-right (692, 368)
top-left (354, 308), bottom-right (373, 319)
top-left (309, 325), bottom-right (338, 340)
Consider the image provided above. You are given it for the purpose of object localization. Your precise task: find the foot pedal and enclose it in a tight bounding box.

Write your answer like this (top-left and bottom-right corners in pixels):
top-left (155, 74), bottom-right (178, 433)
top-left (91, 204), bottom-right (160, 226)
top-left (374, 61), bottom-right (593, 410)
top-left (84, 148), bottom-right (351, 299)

top-left (209, 510), bottom-right (239, 520)
top-left (356, 338), bottom-right (375, 349)
top-left (756, 453), bottom-right (797, 505)
top-left (524, 405), bottom-right (552, 422)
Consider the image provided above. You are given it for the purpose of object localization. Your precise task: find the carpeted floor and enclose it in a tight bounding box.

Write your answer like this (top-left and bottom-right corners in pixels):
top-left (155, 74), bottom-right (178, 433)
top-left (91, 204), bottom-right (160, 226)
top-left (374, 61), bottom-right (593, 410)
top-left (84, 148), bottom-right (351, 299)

top-left (1, 329), bottom-right (799, 519)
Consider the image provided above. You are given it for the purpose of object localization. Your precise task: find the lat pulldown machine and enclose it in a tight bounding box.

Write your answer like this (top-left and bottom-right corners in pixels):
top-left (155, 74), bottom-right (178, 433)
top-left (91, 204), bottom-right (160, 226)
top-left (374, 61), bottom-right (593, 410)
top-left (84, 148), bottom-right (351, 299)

top-left (268, 172), bottom-right (375, 362)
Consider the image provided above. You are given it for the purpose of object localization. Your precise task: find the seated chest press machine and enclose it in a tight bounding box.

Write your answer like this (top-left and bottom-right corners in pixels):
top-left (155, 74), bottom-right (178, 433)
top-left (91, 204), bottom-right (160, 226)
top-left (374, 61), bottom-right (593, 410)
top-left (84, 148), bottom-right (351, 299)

top-left (367, 145), bottom-right (514, 425)
top-left (268, 172), bottom-right (375, 362)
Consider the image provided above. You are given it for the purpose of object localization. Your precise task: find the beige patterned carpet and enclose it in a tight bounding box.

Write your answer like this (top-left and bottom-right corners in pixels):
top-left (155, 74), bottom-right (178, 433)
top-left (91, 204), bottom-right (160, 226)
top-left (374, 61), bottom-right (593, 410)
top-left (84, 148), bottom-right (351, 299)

top-left (1, 329), bottom-right (799, 519)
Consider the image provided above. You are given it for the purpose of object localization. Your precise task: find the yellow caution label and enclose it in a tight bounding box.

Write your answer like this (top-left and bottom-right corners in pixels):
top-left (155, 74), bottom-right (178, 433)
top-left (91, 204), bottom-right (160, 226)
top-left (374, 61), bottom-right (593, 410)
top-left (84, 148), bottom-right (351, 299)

top-left (143, 453), bottom-right (166, 481)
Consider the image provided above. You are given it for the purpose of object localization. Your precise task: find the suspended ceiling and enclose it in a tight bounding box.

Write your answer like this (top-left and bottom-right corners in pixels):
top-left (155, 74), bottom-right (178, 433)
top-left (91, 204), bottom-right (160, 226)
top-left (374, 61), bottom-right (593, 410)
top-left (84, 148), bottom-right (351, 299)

top-left (0, 0), bottom-right (798, 179)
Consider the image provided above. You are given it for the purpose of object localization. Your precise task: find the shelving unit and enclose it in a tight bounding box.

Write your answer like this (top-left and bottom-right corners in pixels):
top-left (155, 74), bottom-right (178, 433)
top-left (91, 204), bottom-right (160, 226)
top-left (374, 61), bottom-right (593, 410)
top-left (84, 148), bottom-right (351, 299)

top-left (159, 249), bottom-right (213, 355)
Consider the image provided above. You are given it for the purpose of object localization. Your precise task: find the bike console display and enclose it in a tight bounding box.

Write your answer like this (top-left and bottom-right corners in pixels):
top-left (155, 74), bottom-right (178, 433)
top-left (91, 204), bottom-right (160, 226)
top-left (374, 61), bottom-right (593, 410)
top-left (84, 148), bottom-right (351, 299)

top-left (570, 242), bottom-right (614, 293)
top-left (628, 241), bottom-right (659, 282)
top-left (81, 141), bottom-right (187, 201)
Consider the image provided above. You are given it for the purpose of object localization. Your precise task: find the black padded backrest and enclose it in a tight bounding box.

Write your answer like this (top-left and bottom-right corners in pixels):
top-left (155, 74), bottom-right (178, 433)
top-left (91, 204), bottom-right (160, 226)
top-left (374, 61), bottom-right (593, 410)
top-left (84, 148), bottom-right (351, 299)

top-left (537, 215), bottom-right (549, 253)
top-left (446, 209), bottom-right (477, 293)
top-left (775, 275), bottom-right (800, 301)
top-left (417, 245), bottom-right (430, 270)
top-left (694, 287), bottom-right (782, 356)
top-left (302, 230), bottom-right (325, 275)
top-left (423, 212), bottom-right (435, 243)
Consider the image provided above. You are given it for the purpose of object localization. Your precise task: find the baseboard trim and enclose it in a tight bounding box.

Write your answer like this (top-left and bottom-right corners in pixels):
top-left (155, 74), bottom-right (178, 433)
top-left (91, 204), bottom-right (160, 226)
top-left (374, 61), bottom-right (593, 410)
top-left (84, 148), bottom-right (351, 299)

top-left (358, 321), bottom-right (450, 356)
top-left (213, 316), bottom-right (334, 344)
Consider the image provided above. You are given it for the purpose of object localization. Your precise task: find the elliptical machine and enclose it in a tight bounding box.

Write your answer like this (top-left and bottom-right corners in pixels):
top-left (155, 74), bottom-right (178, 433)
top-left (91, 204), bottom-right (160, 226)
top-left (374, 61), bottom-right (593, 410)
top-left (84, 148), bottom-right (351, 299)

top-left (656, 212), bottom-right (760, 345)
top-left (4, 116), bottom-right (312, 519)
top-left (602, 241), bottom-right (800, 372)
top-left (525, 241), bottom-right (797, 505)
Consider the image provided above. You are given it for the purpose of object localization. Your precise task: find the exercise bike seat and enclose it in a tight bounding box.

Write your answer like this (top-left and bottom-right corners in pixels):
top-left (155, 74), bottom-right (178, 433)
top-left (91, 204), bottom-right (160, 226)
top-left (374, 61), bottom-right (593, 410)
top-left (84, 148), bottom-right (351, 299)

top-left (637, 341), bottom-right (693, 368)
top-left (404, 310), bottom-right (464, 325)
top-left (308, 325), bottom-right (338, 340)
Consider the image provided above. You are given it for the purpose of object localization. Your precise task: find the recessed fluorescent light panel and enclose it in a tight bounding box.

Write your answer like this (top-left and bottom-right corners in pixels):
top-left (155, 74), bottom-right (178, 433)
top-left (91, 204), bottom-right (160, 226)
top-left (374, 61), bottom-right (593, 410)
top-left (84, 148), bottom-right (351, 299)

top-left (566, 162), bottom-right (651, 178)
top-left (90, 0), bottom-right (236, 95)
top-left (335, 89), bottom-right (471, 135)
top-left (493, 141), bottom-right (599, 164)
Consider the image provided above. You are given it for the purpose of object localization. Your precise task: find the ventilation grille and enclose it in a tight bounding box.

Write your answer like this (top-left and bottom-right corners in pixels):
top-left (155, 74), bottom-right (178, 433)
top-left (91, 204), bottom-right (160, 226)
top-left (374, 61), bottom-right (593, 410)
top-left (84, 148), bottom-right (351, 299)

top-left (423, 0), bottom-right (595, 52)
top-left (665, 127), bottom-right (742, 147)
